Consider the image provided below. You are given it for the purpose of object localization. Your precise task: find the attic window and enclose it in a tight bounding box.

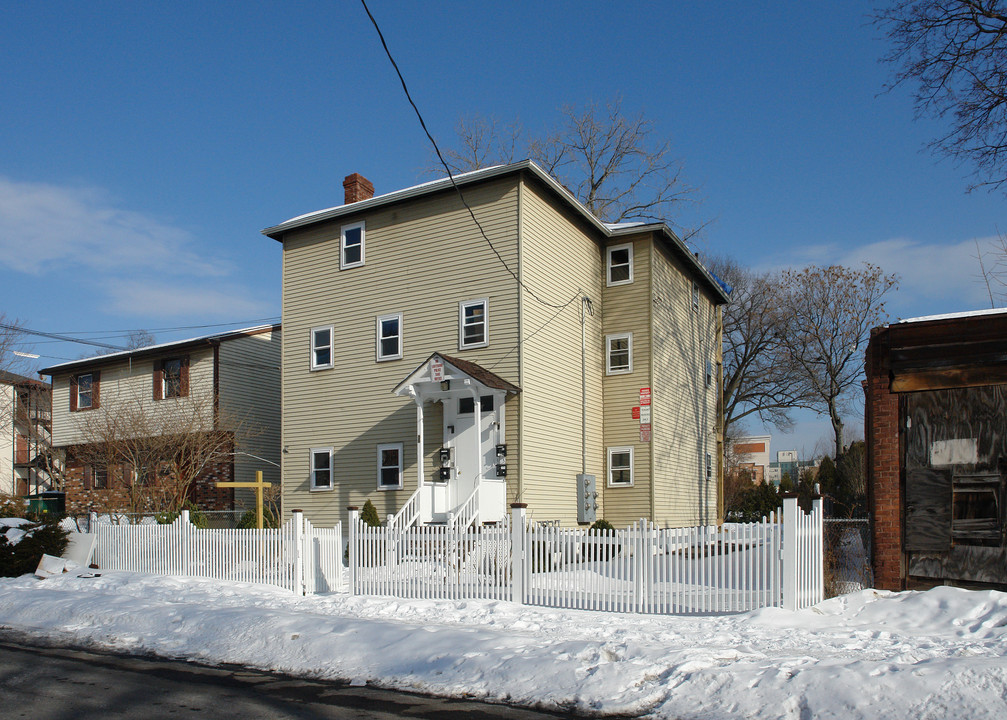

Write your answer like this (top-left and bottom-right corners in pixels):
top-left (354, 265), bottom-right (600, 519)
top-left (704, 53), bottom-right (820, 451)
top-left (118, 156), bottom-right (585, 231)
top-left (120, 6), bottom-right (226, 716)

top-left (340, 221), bottom-right (365, 270)
top-left (607, 243), bottom-right (634, 286)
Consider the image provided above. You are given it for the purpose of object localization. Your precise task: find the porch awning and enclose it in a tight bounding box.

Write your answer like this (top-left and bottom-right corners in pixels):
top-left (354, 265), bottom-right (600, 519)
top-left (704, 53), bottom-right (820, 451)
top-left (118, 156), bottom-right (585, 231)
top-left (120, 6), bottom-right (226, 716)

top-left (393, 352), bottom-right (520, 399)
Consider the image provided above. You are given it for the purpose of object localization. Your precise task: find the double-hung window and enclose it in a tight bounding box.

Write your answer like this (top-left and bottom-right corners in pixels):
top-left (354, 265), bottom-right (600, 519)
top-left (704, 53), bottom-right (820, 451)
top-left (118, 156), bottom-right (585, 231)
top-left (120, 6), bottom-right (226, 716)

top-left (310, 447), bottom-right (333, 491)
top-left (692, 281), bottom-right (700, 312)
top-left (377, 443), bottom-right (403, 490)
top-left (459, 298), bottom-right (488, 349)
top-left (163, 358), bottom-right (183, 398)
top-left (310, 326), bottom-right (334, 370)
top-left (376, 313), bottom-right (402, 361)
top-left (76, 373), bottom-right (93, 409)
top-left (608, 447), bottom-right (634, 487)
top-left (606, 333), bottom-right (632, 375)
top-left (607, 243), bottom-right (634, 286)
top-left (340, 221), bottom-right (365, 269)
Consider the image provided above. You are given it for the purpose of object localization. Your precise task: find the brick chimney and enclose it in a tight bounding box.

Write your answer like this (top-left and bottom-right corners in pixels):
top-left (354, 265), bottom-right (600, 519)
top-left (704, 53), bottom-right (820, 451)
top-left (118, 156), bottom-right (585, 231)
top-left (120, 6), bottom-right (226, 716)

top-left (343, 173), bottom-right (374, 204)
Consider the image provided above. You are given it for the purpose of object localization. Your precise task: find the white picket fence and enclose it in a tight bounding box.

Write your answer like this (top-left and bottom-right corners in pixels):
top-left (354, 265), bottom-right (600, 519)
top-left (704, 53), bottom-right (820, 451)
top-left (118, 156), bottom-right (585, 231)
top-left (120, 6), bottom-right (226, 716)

top-left (91, 510), bottom-right (343, 594)
top-left (349, 496), bottom-right (823, 613)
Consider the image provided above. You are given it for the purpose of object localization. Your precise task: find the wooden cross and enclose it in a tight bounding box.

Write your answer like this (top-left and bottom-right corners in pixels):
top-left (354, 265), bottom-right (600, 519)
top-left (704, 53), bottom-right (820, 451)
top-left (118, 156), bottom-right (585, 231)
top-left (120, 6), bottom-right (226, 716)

top-left (216, 470), bottom-right (273, 529)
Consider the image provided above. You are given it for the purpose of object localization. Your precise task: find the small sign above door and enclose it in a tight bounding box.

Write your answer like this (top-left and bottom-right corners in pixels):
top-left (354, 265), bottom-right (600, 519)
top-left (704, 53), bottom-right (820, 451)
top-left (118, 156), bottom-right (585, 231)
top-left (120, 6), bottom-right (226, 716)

top-left (431, 359), bottom-right (444, 382)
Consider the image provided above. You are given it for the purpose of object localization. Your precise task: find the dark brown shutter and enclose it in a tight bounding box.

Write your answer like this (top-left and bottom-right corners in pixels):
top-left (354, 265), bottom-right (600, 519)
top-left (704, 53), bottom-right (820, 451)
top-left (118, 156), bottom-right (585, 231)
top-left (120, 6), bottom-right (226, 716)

top-left (153, 361), bottom-right (163, 400)
top-left (70, 375), bottom-right (78, 412)
top-left (92, 371), bottom-right (100, 409)
top-left (180, 355), bottom-right (190, 397)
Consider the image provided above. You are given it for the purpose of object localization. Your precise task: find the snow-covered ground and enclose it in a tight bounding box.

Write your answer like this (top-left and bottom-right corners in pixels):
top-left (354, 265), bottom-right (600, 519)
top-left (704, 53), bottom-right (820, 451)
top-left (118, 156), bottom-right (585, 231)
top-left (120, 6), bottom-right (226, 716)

top-left (0, 570), bottom-right (1005, 719)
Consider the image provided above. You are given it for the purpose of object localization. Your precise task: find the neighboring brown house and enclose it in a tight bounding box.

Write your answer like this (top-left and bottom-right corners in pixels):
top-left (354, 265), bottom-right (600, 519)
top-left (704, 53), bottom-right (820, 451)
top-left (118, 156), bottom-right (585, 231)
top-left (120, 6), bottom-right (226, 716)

top-left (865, 309), bottom-right (1007, 591)
top-left (40, 324), bottom-right (280, 516)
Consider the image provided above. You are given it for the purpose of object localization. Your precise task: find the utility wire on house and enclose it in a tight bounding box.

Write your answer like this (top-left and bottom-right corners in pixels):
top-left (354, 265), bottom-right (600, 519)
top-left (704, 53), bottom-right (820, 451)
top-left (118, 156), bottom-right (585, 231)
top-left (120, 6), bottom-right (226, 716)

top-left (359, 0), bottom-right (581, 312)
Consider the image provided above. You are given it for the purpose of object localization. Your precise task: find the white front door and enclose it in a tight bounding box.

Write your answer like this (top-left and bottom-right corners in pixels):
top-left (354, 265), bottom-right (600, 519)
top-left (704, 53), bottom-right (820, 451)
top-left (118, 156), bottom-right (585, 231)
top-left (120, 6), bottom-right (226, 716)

top-left (444, 394), bottom-right (500, 511)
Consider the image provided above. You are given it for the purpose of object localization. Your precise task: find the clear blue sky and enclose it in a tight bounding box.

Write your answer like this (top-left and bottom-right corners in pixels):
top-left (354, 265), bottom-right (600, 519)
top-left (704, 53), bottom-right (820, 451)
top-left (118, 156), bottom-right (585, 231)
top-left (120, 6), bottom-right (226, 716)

top-left (2, 1), bottom-right (1003, 453)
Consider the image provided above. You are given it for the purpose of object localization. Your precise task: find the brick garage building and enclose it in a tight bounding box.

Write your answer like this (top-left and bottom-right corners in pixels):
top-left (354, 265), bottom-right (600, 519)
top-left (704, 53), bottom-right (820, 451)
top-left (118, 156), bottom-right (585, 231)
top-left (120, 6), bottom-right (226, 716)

top-left (865, 309), bottom-right (1007, 591)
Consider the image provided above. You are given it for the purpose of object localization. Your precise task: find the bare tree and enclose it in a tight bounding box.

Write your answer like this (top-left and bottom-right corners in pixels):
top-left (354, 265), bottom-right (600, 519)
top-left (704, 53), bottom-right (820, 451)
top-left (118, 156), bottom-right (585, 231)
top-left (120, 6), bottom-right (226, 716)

top-left (437, 99), bottom-right (698, 224)
top-left (780, 264), bottom-right (898, 459)
top-left (878, 1), bottom-right (1007, 192)
top-left (72, 391), bottom-right (240, 518)
top-left (705, 256), bottom-right (815, 440)
top-left (124, 329), bottom-right (156, 350)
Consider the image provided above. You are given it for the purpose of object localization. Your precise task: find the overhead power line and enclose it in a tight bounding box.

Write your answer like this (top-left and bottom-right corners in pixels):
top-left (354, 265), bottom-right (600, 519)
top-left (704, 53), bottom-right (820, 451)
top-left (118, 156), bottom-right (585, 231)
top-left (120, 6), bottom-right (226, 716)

top-left (359, 0), bottom-right (580, 312)
top-left (0, 322), bottom-right (125, 351)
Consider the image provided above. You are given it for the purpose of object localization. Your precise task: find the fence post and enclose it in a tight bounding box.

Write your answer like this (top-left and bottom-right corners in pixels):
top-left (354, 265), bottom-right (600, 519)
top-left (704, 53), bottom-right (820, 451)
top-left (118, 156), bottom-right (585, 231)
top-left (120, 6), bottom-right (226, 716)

top-left (812, 495), bottom-right (824, 605)
top-left (291, 509), bottom-right (304, 596)
top-left (782, 495), bottom-right (798, 611)
top-left (347, 507), bottom-right (359, 597)
top-left (180, 509), bottom-right (190, 577)
top-left (88, 511), bottom-right (97, 534)
top-left (510, 504), bottom-right (527, 605)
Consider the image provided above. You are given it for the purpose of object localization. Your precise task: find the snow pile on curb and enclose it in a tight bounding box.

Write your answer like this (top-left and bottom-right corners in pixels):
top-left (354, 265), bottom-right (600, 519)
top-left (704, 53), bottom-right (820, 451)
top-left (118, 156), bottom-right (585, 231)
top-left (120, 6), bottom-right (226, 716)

top-left (1, 571), bottom-right (1005, 719)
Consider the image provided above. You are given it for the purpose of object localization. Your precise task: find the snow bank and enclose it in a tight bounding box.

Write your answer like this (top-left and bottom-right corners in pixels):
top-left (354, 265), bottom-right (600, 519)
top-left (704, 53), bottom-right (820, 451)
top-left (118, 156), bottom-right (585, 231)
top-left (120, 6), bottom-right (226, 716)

top-left (0, 572), bottom-right (1005, 719)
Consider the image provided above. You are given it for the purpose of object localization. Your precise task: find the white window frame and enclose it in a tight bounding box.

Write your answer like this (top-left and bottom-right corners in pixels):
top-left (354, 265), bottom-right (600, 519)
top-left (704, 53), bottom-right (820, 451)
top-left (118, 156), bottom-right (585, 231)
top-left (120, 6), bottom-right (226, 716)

top-left (76, 373), bottom-right (93, 410)
top-left (310, 325), bottom-right (334, 371)
top-left (607, 446), bottom-right (634, 487)
top-left (340, 221), bottom-right (365, 270)
top-left (377, 442), bottom-right (404, 490)
top-left (606, 332), bottom-right (632, 375)
top-left (459, 298), bottom-right (489, 350)
top-left (376, 313), bottom-right (403, 362)
top-left (606, 242), bottom-right (634, 286)
top-left (692, 281), bottom-right (700, 312)
top-left (309, 447), bottom-right (334, 492)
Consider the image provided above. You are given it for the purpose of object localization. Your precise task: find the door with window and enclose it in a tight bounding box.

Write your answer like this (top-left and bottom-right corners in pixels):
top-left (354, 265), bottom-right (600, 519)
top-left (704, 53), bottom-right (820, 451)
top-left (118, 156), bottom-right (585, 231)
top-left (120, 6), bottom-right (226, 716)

top-left (444, 394), bottom-right (500, 512)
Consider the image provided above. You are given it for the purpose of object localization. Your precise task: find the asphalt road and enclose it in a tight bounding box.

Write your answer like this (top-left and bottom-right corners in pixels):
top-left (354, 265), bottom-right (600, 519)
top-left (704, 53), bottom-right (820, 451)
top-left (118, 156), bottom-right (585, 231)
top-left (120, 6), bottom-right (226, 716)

top-left (0, 634), bottom-right (592, 720)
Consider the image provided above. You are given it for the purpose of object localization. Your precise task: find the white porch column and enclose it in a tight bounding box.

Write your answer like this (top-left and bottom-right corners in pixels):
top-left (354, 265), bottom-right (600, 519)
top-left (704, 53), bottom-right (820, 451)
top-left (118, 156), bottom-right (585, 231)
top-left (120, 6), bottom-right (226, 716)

top-left (415, 398), bottom-right (425, 489)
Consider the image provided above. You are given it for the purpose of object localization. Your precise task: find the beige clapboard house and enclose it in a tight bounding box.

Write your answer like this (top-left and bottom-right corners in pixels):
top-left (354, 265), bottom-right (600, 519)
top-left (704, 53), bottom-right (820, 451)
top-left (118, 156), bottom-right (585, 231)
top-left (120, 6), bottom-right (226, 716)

top-left (42, 324), bottom-right (281, 515)
top-left (265, 161), bottom-right (728, 529)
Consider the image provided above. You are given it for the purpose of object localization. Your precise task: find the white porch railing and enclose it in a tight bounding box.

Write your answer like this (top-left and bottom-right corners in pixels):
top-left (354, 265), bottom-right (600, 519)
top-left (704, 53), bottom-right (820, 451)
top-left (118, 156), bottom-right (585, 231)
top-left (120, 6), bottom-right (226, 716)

top-left (90, 510), bottom-right (343, 595)
top-left (348, 496), bottom-right (824, 614)
top-left (387, 486), bottom-right (422, 530)
top-left (449, 485), bottom-right (480, 532)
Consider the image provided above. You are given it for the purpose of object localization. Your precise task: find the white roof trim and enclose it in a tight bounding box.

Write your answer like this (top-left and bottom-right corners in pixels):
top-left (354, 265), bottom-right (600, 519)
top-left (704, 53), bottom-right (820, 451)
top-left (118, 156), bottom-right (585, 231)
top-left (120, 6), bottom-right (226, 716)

top-left (898, 307), bottom-right (1007, 324)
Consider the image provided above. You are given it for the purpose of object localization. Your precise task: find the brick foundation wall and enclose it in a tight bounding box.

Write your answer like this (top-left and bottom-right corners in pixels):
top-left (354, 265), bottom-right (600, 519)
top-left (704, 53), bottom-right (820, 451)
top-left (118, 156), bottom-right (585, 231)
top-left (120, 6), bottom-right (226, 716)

top-left (63, 455), bottom-right (235, 517)
top-left (865, 327), bottom-right (904, 590)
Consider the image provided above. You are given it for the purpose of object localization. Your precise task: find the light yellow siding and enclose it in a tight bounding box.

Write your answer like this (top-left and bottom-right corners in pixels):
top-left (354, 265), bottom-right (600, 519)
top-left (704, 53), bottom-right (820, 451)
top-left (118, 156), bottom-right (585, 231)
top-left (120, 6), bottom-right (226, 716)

top-left (601, 234), bottom-right (654, 526)
top-left (650, 241), bottom-right (721, 527)
top-left (218, 329), bottom-right (282, 510)
top-left (517, 180), bottom-right (606, 525)
top-left (50, 348), bottom-right (216, 448)
top-left (280, 178), bottom-right (522, 526)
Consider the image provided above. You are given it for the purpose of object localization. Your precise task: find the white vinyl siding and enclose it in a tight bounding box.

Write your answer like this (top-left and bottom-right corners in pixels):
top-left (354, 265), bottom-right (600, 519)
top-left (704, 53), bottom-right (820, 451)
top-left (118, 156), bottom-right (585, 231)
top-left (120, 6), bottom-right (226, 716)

top-left (340, 221), bottom-right (365, 269)
top-left (459, 298), bottom-right (488, 349)
top-left (607, 243), bottom-right (634, 286)
top-left (377, 442), bottom-right (403, 490)
top-left (606, 333), bottom-right (632, 375)
top-left (310, 447), bottom-right (333, 491)
top-left (310, 326), bottom-right (333, 370)
top-left (608, 446), bottom-right (634, 487)
top-left (376, 313), bottom-right (402, 361)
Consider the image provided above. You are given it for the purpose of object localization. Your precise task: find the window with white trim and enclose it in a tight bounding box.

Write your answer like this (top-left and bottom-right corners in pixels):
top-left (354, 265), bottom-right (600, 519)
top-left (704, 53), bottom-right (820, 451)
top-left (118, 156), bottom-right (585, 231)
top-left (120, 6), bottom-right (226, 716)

top-left (692, 281), bottom-right (700, 312)
top-left (377, 443), bottom-right (403, 490)
top-left (310, 447), bottom-right (333, 491)
top-left (310, 325), bottom-right (333, 370)
top-left (607, 243), bottom-right (634, 286)
top-left (376, 313), bottom-right (402, 361)
top-left (459, 298), bottom-right (488, 349)
top-left (340, 221), bottom-right (365, 269)
top-left (76, 373), bottom-right (93, 409)
top-left (608, 447), bottom-right (634, 487)
top-left (606, 332), bottom-right (632, 374)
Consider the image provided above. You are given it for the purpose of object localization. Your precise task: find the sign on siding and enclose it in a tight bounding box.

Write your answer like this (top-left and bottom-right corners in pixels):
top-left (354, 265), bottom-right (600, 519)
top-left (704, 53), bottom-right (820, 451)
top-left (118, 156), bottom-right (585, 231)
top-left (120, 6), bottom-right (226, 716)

top-left (640, 423), bottom-right (651, 442)
top-left (639, 387), bottom-right (651, 406)
top-left (640, 406), bottom-right (651, 424)
top-left (632, 407), bottom-right (640, 420)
